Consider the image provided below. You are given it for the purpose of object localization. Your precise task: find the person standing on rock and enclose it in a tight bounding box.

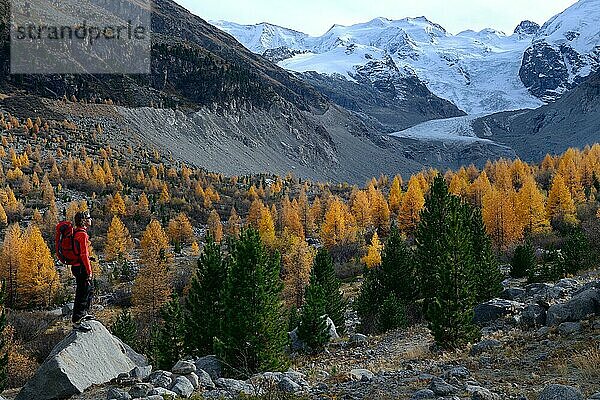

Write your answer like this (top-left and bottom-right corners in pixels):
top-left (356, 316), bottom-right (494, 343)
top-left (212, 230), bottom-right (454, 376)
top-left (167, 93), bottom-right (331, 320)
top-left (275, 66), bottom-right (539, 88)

top-left (71, 211), bottom-right (95, 332)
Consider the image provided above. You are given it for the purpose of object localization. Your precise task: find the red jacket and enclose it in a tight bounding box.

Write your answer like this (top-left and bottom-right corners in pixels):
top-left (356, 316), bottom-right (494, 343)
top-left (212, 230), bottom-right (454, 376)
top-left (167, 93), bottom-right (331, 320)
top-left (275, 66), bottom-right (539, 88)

top-left (73, 228), bottom-right (93, 276)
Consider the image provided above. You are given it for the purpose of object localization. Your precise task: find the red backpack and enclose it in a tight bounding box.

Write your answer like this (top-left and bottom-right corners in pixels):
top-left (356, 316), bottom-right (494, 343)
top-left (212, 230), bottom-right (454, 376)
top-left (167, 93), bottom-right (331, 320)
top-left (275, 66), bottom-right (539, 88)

top-left (55, 221), bottom-right (84, 265)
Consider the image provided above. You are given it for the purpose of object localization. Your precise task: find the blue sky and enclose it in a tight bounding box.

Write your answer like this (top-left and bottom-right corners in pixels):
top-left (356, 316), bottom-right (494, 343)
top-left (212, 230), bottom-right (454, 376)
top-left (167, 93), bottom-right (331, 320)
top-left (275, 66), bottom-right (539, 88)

top-left (175, 0), bottom-right (578, 36)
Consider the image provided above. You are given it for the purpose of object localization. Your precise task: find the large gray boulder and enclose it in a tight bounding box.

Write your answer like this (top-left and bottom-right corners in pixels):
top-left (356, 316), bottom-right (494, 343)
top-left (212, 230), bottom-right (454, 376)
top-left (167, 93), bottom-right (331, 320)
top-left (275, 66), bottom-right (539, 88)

top-left (194, 355), bottom-right (222, 380)
top-left (16, 321), bottom-right (146, 400)
top-left (546, 289), bottom-right (600, 326)
top-left (473, 299), bottom-right (524, 324)
top-left (538, 384), bottom-right (583, 400)
top-left (170, 375), bottom-right (195, 398)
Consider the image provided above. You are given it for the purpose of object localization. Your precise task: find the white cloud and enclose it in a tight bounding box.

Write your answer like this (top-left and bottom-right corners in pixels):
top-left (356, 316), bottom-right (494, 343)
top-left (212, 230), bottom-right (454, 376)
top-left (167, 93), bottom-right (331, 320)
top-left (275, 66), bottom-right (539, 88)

top-left (176, 0), bottom-right (578, 35)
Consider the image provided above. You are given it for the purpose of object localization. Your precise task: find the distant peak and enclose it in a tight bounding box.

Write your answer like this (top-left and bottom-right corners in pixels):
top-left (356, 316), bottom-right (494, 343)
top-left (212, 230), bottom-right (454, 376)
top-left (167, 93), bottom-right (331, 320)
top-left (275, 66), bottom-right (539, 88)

top-left (366, 17), bottom-right (392, 26)
top-left (514, 20), bottom-right (540, 35)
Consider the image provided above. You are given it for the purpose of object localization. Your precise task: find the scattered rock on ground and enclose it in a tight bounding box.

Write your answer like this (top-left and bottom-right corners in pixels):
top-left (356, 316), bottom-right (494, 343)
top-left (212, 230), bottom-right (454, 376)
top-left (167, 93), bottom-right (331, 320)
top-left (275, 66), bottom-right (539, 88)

top-left (349, 369), bottom-right (374, 382)
top-left (428, 377), bottom-right (458, 396)
top-left (470, 339), bottom-right (502, 356)
top-left (172, 360), bottom-right (196, 375)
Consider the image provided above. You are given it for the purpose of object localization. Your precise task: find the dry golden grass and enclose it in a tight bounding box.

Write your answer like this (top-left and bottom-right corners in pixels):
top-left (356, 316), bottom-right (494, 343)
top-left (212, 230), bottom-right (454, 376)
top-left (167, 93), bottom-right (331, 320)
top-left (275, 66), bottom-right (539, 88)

top-left (572, 343), bottom-right (600, 379)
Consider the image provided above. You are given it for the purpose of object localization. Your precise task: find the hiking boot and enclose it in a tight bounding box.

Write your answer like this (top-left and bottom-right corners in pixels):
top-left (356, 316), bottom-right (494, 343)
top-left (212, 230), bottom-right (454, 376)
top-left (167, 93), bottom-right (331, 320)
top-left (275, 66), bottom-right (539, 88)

top-left (73, 321), bottom-right (92, 332)
top-left (81, 313), bottom-right (95, 321)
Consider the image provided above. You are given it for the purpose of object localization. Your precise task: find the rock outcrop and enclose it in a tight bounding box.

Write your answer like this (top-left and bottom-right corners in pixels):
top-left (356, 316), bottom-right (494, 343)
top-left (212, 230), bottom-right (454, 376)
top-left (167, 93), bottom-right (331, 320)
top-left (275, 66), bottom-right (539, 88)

top-left (16, 321), bottom-right (147, 400)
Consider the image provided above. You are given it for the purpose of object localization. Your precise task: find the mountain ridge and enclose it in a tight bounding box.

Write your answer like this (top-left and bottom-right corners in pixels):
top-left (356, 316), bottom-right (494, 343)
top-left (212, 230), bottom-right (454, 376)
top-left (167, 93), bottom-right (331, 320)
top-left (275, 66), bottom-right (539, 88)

top-left (214, 1), bottom-right (600, 115)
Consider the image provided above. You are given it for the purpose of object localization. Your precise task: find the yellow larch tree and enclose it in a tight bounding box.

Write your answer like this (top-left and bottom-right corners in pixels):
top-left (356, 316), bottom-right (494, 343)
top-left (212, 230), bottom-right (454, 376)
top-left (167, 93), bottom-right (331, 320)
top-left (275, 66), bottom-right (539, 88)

top-left (158, 184), bottom-right (170, 205)
top-left (137, 192), bottom-right (151, 217)
top-left (510, 159), bottom-right (530, 190)
top-left (388, 175), bottom-right (403, 214)
top-left (18, 225), bottom-right (59, 308)
top-left (207, 210), bottom-right (223, 243)
top-left (281, 196), bottom-right (304, 239)
top-left (397, 176), bottom-right (425, 232)
top-left (449, 173), bottom-right (469, 197)
top-left (351, 190), bottom-right (371, 233)
top-left (226, 207), bottom-right (242, 239)
top-left (4, 186), bottom-right (21, 214)
top-left (546, 174), bottom-right (577, 224)
top-left (190, 241), bottom-right (200, 256)
top-left (361, 231), bottom-right (382, 268)
top-left (482, 186), bottom-right (522, 249)
top-left (370, 189), bottom-right (391, 236)
top-left (247, 199), bottom-right (263, 228)
top-left (167, 212), bottom-right (195, 246)
top-left (310, 196), bottom-right (323, 228)
top-left (108, 192), bottom-right (127, 216)
top-left (516, 176), bottom-right (550, 234)
top-left (558, 158), bottom-right (586, 204)
top-left (247, 185), bottom-right (259, 200)
top-left (321, 198), bottom-right (356, 248)
top-left (468, 170), bottom-right (492, 207)
top-left (0, 223), bottom-right (23, 307)
top-left (281, 233), bottom-right (316, 309)
top-left (105, 216), bottom-right (134, 262)
top-left (258, 205), bottom-right (277, 248)
top-left (40, 175), bottom-right (55, 206)
top-left (492, 159), bottom-right (513, 190)
top-left (0, 203), bottom-right (6, 226)
top-left (31, 209), bottom-right (43, 226)
top-left (132, 220), bottom-right (173, 318)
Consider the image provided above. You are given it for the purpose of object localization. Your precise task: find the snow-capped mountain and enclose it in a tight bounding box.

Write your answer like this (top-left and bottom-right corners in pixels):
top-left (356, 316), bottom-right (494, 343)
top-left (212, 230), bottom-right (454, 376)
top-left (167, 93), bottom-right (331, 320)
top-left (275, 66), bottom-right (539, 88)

top-left (211, 20), bottom-right (311, 54)
top-left (519, 0), bottom-right (600, 101)
top-left (213, 1), bottom-right (600, 115)
top-left (213, 17), bottom-right (543, 115)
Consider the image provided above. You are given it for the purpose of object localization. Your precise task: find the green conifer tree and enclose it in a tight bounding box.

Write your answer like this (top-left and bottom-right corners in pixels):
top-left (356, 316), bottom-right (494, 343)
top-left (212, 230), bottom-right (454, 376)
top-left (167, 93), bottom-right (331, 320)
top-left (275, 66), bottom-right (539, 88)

top-left (469, 207), bottom-right (504, 302)
top-left (310, 248), bottom-right (346, 334)
top-left (151, 293), bottom-right (185, 371)
top-left (355, 265), bottom-right (385, 333)
top-left (184, 234), bottom-right (226, 356)
top-left (377, 293), bottom-right (406, 332)
top-left (511, 241), bottom-right (536, 279)
top-left (415, 175), bottom-right (454, 316)
top-left (355, 227), bottom-right (414, 333)
top-left (415, 175), bottom-right (481, 349)
top-left (216, 229), bottom-right (289, 377)
top-left (561, 228), bottom-right (590, 276)
top-left (111, 308), bottom-right (138, 351)
top-left (297, 283), bottom-right (329, 353)
top-left (381, 227), bottom-right (415, 303)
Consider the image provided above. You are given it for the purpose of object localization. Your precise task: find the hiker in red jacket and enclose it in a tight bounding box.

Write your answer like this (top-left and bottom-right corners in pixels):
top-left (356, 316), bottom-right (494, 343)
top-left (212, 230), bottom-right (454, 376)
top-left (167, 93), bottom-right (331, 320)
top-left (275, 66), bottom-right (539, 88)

top-left (72, 211), bottom-right (95, 332)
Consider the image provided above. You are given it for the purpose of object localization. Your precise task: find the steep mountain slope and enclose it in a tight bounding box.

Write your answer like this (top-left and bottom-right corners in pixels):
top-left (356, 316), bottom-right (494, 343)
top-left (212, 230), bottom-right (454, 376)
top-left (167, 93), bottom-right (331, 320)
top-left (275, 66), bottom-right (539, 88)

top-left (1, 0), bottom-right (515, 182)
top-left (214, 17), bottom-right (544, 115)
top-left (519, 0), bottom-right (600, 101)
top-left (213, 19), bottom-right (465, 131)
top-left (473, 69), bottom-right (600, 161)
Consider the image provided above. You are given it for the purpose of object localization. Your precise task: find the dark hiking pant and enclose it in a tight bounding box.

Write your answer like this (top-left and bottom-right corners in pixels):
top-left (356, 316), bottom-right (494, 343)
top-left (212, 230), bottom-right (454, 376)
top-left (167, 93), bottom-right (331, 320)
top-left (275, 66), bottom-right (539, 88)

top-left (71, 265), bottom-right (94, 323)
